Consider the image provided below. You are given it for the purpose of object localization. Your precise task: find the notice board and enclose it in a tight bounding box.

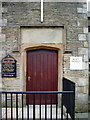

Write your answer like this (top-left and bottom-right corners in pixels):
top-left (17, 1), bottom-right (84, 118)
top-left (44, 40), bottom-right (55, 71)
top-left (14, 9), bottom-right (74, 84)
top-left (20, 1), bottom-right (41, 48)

top-left (1, 54), bottom-right (17, 78)
top-left (70, 57), bottom-right (82, 70)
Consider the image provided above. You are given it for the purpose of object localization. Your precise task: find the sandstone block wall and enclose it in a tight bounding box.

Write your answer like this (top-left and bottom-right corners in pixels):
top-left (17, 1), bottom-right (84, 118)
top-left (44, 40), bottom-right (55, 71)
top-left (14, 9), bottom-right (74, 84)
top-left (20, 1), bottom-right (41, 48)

top-left (0, 1), bottom-right (88, 112)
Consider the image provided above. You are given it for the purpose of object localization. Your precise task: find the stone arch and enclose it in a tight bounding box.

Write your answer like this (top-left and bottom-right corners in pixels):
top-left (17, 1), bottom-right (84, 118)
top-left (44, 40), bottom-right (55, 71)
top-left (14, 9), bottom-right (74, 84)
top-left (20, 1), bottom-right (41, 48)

top-left (21, 44), bottom-right (63, 92)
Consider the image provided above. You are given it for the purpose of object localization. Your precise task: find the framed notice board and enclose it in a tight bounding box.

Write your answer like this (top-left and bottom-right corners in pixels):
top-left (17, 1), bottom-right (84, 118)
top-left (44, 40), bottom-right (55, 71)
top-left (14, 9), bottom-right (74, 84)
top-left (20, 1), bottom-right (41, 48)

top-left (1, 54), bottom-right (17, 78)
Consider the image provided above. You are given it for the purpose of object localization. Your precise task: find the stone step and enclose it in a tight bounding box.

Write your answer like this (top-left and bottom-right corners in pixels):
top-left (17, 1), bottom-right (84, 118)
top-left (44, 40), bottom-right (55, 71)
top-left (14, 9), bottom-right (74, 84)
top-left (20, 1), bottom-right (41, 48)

top-left (2, 105), bottom-right (66, 119)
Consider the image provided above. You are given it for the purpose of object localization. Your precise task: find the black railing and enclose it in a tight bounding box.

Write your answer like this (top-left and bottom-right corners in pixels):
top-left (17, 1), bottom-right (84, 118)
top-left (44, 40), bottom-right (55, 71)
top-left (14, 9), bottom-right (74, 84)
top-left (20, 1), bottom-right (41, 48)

top-left (63, 77), bottom-right (75, 120)
top-left (0, 90), bottom-right (75, 120)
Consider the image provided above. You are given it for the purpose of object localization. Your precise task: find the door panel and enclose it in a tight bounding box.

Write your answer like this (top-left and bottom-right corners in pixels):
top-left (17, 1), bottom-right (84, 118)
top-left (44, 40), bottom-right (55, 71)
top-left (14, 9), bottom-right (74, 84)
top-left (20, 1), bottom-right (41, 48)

top-left (26, 49), bottom-right (58, 104)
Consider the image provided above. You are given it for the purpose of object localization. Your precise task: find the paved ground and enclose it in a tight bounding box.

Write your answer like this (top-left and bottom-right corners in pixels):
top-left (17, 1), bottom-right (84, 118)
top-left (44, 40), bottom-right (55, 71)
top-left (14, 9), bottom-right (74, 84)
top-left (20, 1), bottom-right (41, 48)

top-left (75, 112), bottom-right (88, 120)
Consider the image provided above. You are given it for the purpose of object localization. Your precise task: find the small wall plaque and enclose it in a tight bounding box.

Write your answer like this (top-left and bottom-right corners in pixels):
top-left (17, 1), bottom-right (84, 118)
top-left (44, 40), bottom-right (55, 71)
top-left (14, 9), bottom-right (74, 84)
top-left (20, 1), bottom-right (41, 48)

top-left (1, 54), bottom-right (17, 78)
top-left (70, 57), bottom-right (82, 70)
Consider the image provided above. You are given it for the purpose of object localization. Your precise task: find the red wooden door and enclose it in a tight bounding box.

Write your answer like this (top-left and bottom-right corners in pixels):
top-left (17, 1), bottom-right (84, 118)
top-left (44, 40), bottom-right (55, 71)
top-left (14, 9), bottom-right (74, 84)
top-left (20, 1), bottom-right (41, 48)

top-left (26, 49), bottom-right (58, 104)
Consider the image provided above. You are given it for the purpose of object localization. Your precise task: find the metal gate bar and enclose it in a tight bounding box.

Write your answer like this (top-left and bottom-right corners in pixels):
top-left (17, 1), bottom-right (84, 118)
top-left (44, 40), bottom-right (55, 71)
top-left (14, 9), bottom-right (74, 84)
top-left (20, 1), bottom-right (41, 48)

top-left (0, 91), bottom-right (75, 120)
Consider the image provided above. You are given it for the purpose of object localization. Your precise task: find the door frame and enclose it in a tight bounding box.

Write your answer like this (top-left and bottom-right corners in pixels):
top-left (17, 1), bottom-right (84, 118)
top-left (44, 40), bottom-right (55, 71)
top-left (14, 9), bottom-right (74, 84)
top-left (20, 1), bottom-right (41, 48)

top-left (21, 44), bottom-right (63, 92)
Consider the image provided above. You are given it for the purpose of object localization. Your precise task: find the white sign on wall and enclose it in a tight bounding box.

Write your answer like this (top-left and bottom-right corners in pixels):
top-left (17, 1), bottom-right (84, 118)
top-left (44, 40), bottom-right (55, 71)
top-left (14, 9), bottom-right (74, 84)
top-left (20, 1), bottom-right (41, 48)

top-left (70, 57), bottom-right (82, 70)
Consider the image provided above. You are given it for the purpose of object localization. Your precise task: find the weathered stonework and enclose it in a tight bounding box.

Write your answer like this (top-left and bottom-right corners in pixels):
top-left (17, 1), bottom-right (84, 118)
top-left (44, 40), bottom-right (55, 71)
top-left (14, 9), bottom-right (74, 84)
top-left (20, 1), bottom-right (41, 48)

top-left (0, 2), bottom-right (3, 91)
top-left (0, 1), bottom-right (88, 113)
top-left (78, 34), bottom-right (87, 41)
top-left (83, 27), bottom-right (88, 33)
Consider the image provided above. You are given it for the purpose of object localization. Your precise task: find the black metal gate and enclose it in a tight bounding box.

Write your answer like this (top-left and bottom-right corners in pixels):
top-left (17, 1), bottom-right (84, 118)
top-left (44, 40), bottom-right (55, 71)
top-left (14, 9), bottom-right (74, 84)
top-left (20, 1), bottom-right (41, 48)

top-left (63, 77), bottom-right (75, 120)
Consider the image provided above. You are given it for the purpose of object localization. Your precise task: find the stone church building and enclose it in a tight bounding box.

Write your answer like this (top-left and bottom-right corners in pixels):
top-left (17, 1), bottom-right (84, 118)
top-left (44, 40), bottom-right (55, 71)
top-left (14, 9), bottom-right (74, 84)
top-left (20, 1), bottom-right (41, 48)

top-left (0, 0), bottom-right (88, 113)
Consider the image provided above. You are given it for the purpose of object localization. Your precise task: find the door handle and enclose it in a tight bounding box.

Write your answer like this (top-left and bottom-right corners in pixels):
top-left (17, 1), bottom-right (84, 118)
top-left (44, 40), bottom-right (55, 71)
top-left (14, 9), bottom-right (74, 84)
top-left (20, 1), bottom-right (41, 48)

top-left (28, 76), bottom-right (31, 81)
